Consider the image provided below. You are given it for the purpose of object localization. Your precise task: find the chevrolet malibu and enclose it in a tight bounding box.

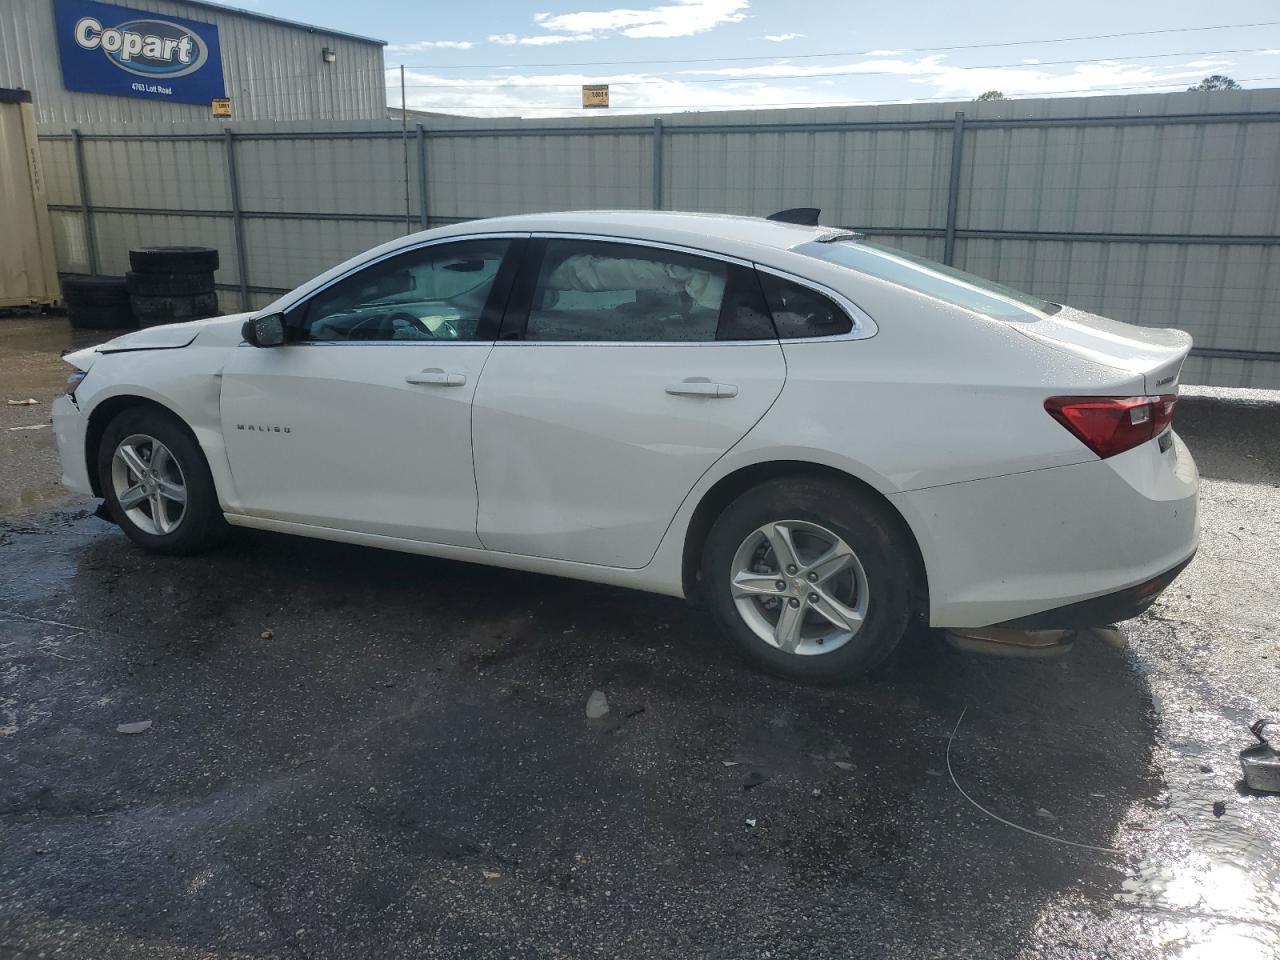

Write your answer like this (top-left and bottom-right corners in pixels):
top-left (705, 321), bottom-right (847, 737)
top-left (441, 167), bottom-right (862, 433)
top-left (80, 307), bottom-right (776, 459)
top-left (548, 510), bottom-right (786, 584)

top-left (52, 212), bottom-right (1199, 682)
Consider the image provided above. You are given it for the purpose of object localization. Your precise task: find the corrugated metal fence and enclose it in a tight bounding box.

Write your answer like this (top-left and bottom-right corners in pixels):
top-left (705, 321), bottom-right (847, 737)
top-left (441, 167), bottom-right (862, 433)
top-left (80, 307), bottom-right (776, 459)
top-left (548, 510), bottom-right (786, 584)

top-left (34, 89), bottom-right (1280, 388)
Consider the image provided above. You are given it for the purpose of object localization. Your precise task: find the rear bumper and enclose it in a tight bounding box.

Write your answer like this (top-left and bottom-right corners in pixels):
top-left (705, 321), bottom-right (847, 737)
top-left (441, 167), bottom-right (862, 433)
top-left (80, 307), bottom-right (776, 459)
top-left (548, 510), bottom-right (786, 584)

top-left (891, 431), bottom-right (1199, 628)
top-left (993, 552), bottom-right (1195, 629)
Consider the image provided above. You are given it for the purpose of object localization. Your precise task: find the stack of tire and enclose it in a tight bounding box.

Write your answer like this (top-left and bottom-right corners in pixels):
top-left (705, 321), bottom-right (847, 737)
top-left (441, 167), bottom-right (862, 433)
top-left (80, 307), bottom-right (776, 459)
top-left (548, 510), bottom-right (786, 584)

top-left (126, 247), bottom-right (221, 328)
top-left (62, 276), bottom-right (134, 330)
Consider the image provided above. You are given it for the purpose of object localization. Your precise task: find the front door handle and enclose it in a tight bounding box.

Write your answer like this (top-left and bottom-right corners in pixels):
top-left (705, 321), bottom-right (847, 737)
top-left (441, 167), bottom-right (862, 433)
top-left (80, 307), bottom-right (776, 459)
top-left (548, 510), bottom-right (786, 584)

top-left (665, 377), bottom-right (738, 399)
top-left (406, 368), bottom-right (466, 387)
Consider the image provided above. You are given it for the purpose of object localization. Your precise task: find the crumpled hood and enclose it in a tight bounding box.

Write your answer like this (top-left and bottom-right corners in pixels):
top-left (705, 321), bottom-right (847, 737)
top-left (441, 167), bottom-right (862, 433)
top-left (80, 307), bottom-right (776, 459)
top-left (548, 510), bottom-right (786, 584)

top-left (64, 313), bottom-right (253, 370)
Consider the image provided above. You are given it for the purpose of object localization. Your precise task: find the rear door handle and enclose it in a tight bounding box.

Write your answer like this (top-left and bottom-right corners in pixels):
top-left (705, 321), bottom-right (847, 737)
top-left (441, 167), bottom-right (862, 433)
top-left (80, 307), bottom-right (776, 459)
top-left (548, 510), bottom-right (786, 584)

top-left (406, 368), bottom-right (466, 387)
top-left (665, 377), bottom-right (738, 399)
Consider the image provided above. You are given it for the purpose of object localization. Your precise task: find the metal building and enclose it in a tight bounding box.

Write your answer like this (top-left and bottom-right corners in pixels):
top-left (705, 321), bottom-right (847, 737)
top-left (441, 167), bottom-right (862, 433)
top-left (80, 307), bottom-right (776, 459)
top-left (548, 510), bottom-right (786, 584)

top-left (0, 0), bottom-right (387, 123)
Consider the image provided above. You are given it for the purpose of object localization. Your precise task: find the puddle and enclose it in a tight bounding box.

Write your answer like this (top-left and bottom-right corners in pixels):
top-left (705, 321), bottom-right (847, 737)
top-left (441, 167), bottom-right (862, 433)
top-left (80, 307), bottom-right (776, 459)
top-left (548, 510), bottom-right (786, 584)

top-left (0, 313), bottom-right (101, 517)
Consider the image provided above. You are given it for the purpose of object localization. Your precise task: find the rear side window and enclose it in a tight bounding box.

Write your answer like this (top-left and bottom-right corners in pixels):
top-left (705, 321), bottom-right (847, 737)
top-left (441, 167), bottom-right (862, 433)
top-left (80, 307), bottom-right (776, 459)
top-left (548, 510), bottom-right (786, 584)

top-left (758, 272), bottom-right (853, 339)
top-left (526, 239), bottom-right (728, 343)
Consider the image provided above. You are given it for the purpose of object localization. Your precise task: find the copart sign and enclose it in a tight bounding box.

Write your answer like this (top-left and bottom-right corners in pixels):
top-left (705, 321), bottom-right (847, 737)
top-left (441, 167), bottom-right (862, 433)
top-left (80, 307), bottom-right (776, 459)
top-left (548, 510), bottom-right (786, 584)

top-left (54, 0), bottom-right (225, 105)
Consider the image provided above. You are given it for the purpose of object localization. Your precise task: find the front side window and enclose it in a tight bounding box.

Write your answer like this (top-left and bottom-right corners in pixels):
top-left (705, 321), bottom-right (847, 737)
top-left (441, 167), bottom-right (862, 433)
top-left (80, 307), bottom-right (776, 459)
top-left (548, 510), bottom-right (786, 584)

top-left (525, 240), bottom-right (732, 343)
top-left (295, 238), bottom-right (510, 342)
top-left (796, 239), bottom-right (1059, 322)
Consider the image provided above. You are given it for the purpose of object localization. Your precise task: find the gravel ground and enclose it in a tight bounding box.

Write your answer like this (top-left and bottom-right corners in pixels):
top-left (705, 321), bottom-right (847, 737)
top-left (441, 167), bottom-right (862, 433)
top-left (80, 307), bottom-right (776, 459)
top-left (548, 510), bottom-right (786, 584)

top-left (1, 315), bottom-right (1277, 959)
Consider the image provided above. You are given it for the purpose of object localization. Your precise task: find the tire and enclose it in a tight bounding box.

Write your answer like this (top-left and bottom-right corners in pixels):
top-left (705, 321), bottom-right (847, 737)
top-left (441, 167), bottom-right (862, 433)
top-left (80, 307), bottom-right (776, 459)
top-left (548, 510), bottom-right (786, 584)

top-left (67, 303), bottom-right (135, 331)
top-left (701, 476), bottom-right (915, 683)
top-left (62, 275), bottom-right (130, 307)
top-left (128, 246), bottom-right (219, 275)
top-left (97, 406), bottom-right (228, 555)
top-left (130, 292), bottom-right (221, 324)
top-left (125, 271), bottom-right (215, 297)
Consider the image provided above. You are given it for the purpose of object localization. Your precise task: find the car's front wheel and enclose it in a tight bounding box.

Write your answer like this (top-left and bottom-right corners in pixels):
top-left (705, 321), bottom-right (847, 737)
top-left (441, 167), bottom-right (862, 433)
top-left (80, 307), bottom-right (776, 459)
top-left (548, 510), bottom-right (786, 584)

top-left (98, 407), bottom-right (228, 554)
top-left (702, 476), bottom-right (916, 683)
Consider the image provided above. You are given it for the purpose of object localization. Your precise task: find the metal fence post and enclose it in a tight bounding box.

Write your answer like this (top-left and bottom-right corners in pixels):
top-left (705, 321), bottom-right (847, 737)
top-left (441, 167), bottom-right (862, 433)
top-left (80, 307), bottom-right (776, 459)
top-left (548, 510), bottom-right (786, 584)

top-left (943, 110), bottom-right (965, 266)
top-left (416, 123), bottom-right (429, 229)
top-left (223, 129), bottom-right (250, 311)
top-left (652, 117), bottom-right (663, 211)
top-left (70, 128), bottom-right (99, 275)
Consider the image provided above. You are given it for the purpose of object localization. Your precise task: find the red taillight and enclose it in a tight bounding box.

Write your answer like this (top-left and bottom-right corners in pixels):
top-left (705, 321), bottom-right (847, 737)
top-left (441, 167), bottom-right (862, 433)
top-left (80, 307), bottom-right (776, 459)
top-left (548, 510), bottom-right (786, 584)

top-left (1045, 395), bottom-right (1177, 459)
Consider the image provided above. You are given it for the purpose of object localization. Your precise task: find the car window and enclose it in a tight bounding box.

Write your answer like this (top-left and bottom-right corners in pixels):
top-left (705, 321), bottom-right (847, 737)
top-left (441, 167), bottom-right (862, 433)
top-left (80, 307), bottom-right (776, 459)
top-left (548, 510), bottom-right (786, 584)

top-left (758, 272), bottom-right (853, 339)
top-left (796, 239), bottom-right (1059, 322)
top-left (297, 238), bottom-right (510, 342)
top-left (525, 240), bottom-right (730, 343)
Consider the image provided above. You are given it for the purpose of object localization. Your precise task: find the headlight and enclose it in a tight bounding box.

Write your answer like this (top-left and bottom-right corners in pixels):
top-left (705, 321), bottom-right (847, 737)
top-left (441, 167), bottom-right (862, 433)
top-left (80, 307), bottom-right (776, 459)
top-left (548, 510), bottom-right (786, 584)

top-left (65, 369), bottom-right (88, 400)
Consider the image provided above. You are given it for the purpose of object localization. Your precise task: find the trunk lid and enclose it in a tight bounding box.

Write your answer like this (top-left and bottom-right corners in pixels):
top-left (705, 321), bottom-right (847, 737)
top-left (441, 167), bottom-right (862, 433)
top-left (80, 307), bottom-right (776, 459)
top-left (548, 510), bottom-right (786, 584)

top-left (1015, 305), bottom-right (1191, 394)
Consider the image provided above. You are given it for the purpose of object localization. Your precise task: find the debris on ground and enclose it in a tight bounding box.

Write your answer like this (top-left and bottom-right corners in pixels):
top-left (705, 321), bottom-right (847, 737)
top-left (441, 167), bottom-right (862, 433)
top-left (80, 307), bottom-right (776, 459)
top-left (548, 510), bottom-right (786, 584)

top-left (6, 399), bottom-right (39, 406)
top-left (744, 819), bottom-right (757, 828)
top-left (481, 869), bottom-right (501, 881)
top-left (1239, 718), bottom-right (1280, 793)
top-left (721, 760), bottom-right (740, 767)
top-left (585, 689), bottom-right (610, 719)
top-left (7, 424), bottom-right (49, 431)
top-left (742, 770), bottom-right (769, 791)
top-left (116, 720), bottom-right (152, 735)
top-left (1212, 800), bottom-right (1227, 817)
top-left (260, 628), bottom-right (274, 640)
top-left (833, 761), bottom-right (854, 771)
top-left (1036, 808), bottom-right (1058, 821)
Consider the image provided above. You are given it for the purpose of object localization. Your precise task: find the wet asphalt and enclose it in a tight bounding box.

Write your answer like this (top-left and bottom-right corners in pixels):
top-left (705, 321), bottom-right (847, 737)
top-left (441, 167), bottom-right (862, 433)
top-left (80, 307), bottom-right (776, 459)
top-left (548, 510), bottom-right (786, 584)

top-left (1, 315), bottom-right (1277, 959)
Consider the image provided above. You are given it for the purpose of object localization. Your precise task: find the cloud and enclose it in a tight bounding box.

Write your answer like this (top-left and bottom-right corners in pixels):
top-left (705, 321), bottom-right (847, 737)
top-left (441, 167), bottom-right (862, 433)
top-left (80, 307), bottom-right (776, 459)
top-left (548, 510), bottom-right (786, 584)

top-left (489, 33), bottom-right (595, 46)
top-left (391, 56), bottom-right (1255, 118)
top-left (915, 60), bottom-right (1227, 99)
top-left (678, 55), bottom-right (948, 79)
top-left (529, 0), bottom-right (749, 40)
top-left (386, 39), bottom-right (475, 52)
top-left (763, 32), bottom-right (804, 42)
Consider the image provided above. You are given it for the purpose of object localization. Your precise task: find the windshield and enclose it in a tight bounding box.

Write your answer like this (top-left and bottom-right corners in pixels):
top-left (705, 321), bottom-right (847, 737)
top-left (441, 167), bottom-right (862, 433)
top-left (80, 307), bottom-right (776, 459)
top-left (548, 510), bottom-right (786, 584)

top-left (796, 240), bottom-right (1060, 322)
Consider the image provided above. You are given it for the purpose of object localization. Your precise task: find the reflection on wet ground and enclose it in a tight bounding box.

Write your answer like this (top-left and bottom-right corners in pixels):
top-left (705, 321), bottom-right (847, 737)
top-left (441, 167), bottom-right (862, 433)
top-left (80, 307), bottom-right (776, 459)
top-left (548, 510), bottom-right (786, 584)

top-left (0, 314), bottom-right (1277, 958)
top-left (0, 313), bottom-right (101, 515)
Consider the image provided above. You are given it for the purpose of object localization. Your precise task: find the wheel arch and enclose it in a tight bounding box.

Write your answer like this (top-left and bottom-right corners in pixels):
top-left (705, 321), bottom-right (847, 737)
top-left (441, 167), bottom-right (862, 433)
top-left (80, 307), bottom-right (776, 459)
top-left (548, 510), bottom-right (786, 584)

top-left (84, 394), bottom-right (203, 498)
top-left (679, 460), bottom-right (930, 620)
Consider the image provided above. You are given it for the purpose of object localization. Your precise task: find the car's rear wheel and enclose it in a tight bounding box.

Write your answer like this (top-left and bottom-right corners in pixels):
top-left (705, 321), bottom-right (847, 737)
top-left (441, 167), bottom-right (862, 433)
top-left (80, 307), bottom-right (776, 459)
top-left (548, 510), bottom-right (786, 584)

top-left (702, 476), bottom-right (915, 683)
top-left (98, 407), bottom-right (228, 554)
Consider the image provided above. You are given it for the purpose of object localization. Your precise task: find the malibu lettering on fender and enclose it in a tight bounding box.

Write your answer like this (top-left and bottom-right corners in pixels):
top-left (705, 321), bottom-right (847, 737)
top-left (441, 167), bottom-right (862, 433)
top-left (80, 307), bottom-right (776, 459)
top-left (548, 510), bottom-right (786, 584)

top-left (54, 0), bottom-right (224, 105)
top-left (237, 425), bottom-right (292, 434)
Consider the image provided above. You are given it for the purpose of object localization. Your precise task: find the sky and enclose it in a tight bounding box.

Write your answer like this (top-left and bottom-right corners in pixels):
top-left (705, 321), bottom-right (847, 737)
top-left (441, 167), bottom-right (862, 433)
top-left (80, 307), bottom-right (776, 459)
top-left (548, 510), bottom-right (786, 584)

top-left (225, 0), bottom-right (1280, 116)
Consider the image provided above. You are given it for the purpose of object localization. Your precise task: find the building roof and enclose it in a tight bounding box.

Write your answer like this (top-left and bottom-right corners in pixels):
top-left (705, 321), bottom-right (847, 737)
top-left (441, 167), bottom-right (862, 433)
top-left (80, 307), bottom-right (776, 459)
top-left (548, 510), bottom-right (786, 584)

top-left (163, 0), bottom-right (386, 46)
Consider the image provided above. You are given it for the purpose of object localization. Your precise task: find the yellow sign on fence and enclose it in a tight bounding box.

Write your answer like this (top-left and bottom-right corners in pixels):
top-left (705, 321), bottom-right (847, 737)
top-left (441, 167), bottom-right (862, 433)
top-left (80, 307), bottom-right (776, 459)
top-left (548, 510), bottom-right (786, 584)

top-left (582, 85), bottom-right (609, 109)
top-left (211, 98), bottom-right (232, 118)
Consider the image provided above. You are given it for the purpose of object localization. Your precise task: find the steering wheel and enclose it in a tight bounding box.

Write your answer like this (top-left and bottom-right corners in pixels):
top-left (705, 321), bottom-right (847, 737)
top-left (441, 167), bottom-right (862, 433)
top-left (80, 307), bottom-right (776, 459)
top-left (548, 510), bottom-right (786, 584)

top-left (399, 313), bottom-right (461, 340)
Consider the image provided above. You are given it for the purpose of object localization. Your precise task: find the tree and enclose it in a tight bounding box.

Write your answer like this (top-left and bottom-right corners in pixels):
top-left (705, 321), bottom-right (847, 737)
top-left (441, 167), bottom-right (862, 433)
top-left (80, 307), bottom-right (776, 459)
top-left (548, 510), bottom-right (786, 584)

top-left (1187, 75), bottom-right (1241, 92)
top-left (975, 90), bottom-right (1007, 101)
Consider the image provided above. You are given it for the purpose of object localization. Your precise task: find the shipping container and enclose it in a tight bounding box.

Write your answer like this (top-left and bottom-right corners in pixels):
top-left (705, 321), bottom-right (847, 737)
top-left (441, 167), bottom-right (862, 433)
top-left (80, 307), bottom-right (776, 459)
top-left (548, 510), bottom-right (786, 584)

top-left (0, 88), bottom-right (60, 308)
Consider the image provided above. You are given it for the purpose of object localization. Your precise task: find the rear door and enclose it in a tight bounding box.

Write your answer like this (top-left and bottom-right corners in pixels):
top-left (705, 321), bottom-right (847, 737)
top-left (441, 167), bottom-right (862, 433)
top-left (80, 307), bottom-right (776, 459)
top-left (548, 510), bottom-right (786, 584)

top-left (471, 236), bottom-right (786, 568)
top-left (220, 236), bottom-right (522, 545)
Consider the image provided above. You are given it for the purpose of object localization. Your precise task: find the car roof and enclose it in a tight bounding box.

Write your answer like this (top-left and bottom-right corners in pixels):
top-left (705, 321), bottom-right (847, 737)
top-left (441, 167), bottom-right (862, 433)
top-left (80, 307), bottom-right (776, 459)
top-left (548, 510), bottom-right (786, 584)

top-left (267, 211), bottom-right (853, 315)
top-left (431, 210), bottom-right (838, 261)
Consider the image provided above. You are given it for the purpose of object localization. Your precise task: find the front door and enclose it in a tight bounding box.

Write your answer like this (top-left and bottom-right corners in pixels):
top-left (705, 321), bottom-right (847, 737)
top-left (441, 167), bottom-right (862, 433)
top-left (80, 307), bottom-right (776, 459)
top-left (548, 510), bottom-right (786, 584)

top-left (472, 236), bottom-right (786, 568)
top-left (220, 236), bottom-right (519, 546)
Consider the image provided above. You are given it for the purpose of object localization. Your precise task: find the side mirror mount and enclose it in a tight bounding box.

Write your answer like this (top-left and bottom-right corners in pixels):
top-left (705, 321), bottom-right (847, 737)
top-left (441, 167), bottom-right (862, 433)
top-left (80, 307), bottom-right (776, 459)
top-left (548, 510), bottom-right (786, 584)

top-left (242, 312), bottom-right (286, 347)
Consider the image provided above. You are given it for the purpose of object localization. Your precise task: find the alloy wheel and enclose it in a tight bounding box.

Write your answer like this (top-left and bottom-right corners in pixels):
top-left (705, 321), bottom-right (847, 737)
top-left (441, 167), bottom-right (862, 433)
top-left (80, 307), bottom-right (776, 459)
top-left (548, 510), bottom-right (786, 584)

top-left (110, 433), bottom-right (188, 536)
top-left (729, 519), bottom-right (869, 656)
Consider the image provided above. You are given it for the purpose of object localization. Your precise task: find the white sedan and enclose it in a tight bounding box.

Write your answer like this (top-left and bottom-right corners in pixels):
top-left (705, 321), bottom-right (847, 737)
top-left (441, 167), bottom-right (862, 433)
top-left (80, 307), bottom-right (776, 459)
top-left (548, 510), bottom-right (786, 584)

top-left (52, 211), bottom-right (1199, 682)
